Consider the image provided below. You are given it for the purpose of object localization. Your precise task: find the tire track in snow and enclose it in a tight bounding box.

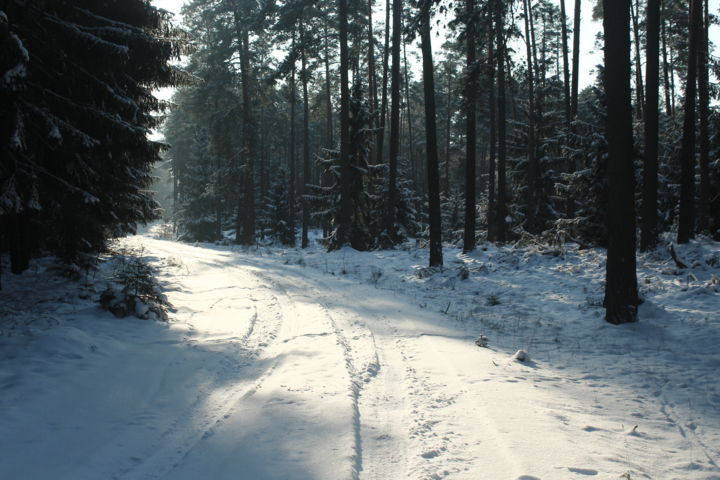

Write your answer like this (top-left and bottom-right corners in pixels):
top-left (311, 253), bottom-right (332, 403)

top-left (69, 243), bottom-right (286, 480)
top-left (245, 260), bottom-right (382, 480)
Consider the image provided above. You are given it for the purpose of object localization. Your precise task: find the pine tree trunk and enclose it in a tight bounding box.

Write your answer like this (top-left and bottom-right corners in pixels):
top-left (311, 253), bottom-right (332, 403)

top-left (324, 21), bottom-right (334, 148)
top-left (661, 3), bottom-right (673, 116)
top-left (494, 0), bottom-right (508, 242)
top-left (337, 0), bottom-right (352, 247)
top-left (487, 18), bottom-right (497, 242)
top-left (559, 0), bottom-right (574, 218)
top-left (630, 0), bottom-right (645, 119)
top-left (570, 0), bottom-right (581, 121)
top-left (462, 0), bottom-right (477, 253)
top-left (697, 0), bottom-right (710, 233)
top-left (8, 214), bottom-right (31, 274)
top-left (641, 0), bottom-right (660, 251)
top-left (376, 0), bottom-right (391, 166)
top-left (419, 0), bottom-right (443, 267)
top-left (301, 23), bottom-right (311, 249)
top-left (677, 0), bottom-right (701, 244)
top-left (403, 40), bottom-right (417, 195)
top-left (367, 0), bottom-right (377, 162)
top-left (386, 0), bottom-right (402, 240)
top-left (289, 62), bottom-right (297, 245)
top-left (235, 20), bottom-right (255, 245)
top-left (602, 0), bottom-right (639, 324)
top-left (444, 68), bottom-right (451, 194)
top-left (522, 0), bottom-right (538, 232)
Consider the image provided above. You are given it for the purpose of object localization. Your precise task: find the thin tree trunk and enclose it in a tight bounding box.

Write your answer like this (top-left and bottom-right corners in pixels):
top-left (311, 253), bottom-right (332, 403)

top-left (324, 21), bottom-right (334, 148)
top-left (444, 66), bottom-right (452, 194)
top-left (697, 0), bottom-right (710, 233)
top-left (419, 0), bottom-right (443, 267)
top-left (494, 0), bottom-right (508, 242)
top-left (570, 0), bottom-right (581, 120)
top-left (403, 40), bottom-right (417, 194)
top-left (630, 0), bottom-right (645, 119)
top-left (677, 0), bottom-right (701, 244)
top-left (368, 0), bottom-right (377, 162)
top-left (301, 22), bottom-right (310, 248)
top-left (661, 2), bottom-right (673, 116)
top-left (376, 0), bottom-right (391, 165)
top-left (559, 0), bottom-right (574, 218)
top-left (386, 0), bottom-right (402, 241)
top-left (337, 0), bottom-right (352, 247)
top-left (602, 0), bottom-right (639, 324)
top-left (289, 61), bottom-right (297, 245)
top-left (641, 0), bottom-right (659, 251)
top-left (522, 0), bottom-right (538, 232)
top-left (234, 17), bottom-right (255, 246)
top-left (487, 16), bottom-right (497, 241)
top-left (463, 0), bottom-right (477, 253)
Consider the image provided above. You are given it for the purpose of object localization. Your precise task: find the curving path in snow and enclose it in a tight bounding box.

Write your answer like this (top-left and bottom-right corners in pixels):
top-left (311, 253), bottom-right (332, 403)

top-left (4, 234), bottom-right (718, 479)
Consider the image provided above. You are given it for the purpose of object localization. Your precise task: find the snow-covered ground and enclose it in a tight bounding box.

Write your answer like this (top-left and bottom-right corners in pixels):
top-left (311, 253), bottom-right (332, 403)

top-left (1, 228), bottom-right (718, 480)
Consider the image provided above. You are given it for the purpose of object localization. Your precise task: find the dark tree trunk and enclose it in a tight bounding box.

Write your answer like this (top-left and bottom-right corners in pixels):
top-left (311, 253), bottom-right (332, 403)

top-left (677, 0), bottom-right (701, 244)
top-left (8, 214), bottom-right (31, 274)
top-left (324, 21), bottom-right (334, 148)
top-left (602, 0), bottom-right (639, 324)
top-left (337, 0), bottom-right (352, 247)
top-left (487, 17), bottom-right (497, 241)
top-left (697, 0), bottom-right (710, 233)
top-left (522, 0), bottom-right (538, 231)
top-left (376, 0), bottom-right (391, 165)
top-left (570, 0), bottom-right (581, 120)
top-left (660, 3), bottom-right (673, 116)
top-left (301, 23), bottom-right (310, 249)
top-left (386, 0), bottom-right (402, 239)
top-left (641, 0), bottom-right (660, 251)
top-left (444, 67), bottom-right (451, 194)
top-left (419, 0), bottom-right (443, 267)
top-left (403, 40), bottom-right (417, 195)
top-left (289, 62), bottom-right (297, 245)
top-left (367, 0), bottom-right (377, 162)
top-left (559, 0), bottom-right (574, 218)
top-left (463, 0), bottom-right (477, 254)
top-left (494, 0), bottom-right (508, 242)
top-left (630, 0), bottom-right (645, 119)
top-left (236, 23), bottom-right (255, 245)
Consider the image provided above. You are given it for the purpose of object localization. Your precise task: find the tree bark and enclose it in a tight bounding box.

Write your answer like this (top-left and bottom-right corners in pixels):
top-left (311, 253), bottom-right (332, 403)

top-left (463, 0), bottom-right (477, 253)
top-left (234, 16), bottom-right (255, 246)
top-left (376, 0), bottom-right (391, 165)
top-left (570, 0), bottom-right (581, 120)
top-left (337, 0), bottom-right (352, 247)
top-left (419, 0), bottom-right (443, 267)
top-left (386, 0), bottom-right (402, 240)
top-left (677, 0), bottom-right (701, 244)
top-left (630, 0), bottom-right (645, 119)
top-left (660, 2), bottom-right (673, 116)
top-left (289, 60), bottom-right (297, 245)
top-left (522, 0), bottom-right (538, 231)
top-left (559, 0), bottom-right (574, 218)
top-left (494, 0), bottom-right (508, 242)
top-left (697, 0), bottom-right (710, 233)
top-left (602, 0), bottom-right (639, 324)
top-left (301, 21), bottom-right (310, 249)
top-left (641, 0), bottom-right (660, 251)
top-left (487, 14), bottom-right (497, 241)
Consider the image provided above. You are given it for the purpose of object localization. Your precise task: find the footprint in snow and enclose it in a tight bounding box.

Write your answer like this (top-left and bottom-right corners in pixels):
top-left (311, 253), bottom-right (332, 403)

top-left (567, 467), bottom-right (598, 475)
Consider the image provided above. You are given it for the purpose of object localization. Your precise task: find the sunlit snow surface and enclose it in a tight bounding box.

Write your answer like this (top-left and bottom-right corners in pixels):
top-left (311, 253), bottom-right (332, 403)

top-left (1, 227), bottom-right (718, 479)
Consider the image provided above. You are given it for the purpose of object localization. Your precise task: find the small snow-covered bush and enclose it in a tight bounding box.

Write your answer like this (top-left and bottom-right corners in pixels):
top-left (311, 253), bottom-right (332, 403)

top-left (100, 248), bottom-right (171, 321)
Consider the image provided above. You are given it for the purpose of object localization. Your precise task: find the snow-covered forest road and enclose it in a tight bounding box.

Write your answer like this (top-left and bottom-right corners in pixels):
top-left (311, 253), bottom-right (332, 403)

top-left (2, 232), bottom-right (719, 479)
